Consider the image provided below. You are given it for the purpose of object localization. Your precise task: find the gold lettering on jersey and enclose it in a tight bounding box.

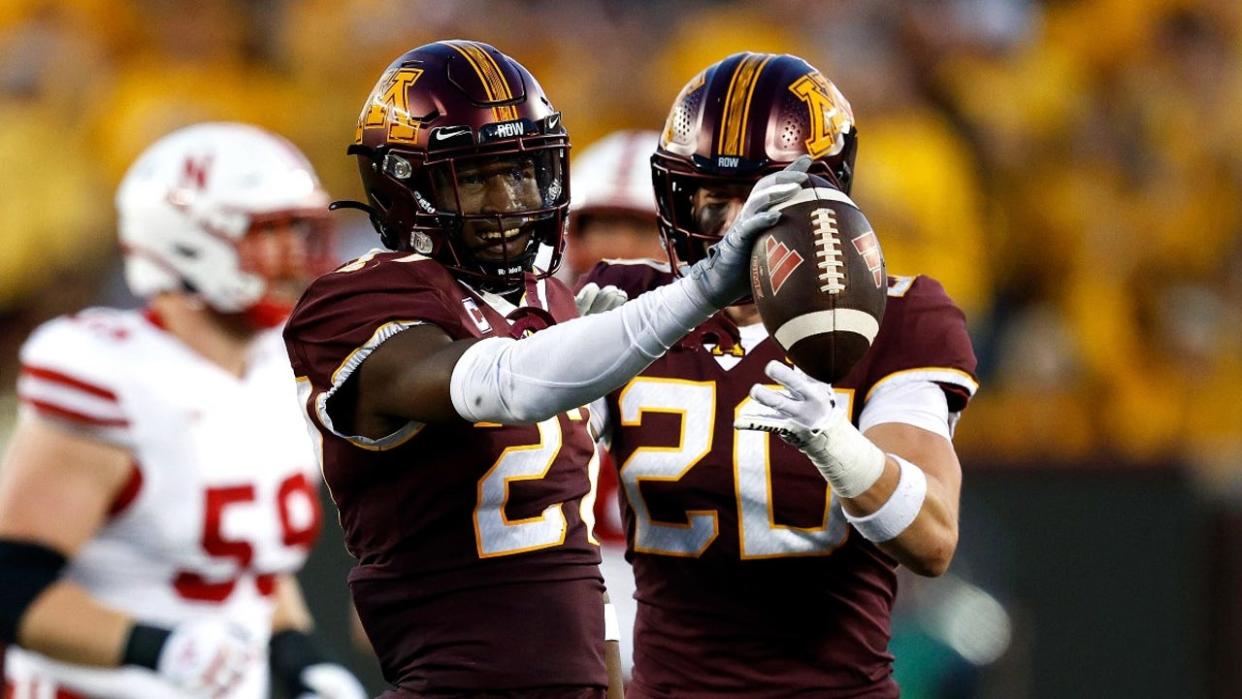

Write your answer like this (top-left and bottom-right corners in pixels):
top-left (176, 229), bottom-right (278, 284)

top-left (618, 378), bottom-right (720, 557)
top-left (355, 67), bottom-right (424, 144)
top-left (474, 417), bottom-right (568, 558)
top-left (708, 343), bottom-right (745, 358)
top-left (789, 73), bottom-right (853, 159)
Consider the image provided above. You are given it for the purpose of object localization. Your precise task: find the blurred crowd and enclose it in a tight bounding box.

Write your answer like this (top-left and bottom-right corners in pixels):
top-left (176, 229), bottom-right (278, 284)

top-left (0, 0), bottom-right (1239, 486)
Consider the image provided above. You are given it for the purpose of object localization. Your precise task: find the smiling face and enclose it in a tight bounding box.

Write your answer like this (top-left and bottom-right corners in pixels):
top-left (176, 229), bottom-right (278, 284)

top-left (431, 152), bottom-right (550, 261)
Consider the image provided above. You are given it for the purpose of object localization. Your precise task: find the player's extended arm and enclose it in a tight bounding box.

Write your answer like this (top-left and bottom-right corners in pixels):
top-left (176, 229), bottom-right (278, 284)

top-left (0, 415), bottom-right (146, 666)
top-left (0, 416), bottom-right (260, 695)
top-left (349, 159), bottom-right (811, 432)
top-left (269, 575), bottom-right (367, 699)
top-left (735, 362), bottom-right (960, 576)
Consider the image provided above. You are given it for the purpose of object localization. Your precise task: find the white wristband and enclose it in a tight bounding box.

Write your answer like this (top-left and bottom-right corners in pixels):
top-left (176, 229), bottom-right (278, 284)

top-left (603, 602), bottom-right (620, 642)
top-left (844, 454), bottom-right (927, 542)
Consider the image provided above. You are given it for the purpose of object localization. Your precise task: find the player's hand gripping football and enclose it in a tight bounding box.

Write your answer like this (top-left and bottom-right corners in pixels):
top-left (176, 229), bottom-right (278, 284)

top-left (736, 360), bottom-right (886, 498)
top-left (156, 619), bottom-right (262, 698)
top-left (684, 156), bottom-right (811, 308)
top-left (574, 282), bottom-right (629, 315)
top-left (296, 662), bottom-right (368, 699)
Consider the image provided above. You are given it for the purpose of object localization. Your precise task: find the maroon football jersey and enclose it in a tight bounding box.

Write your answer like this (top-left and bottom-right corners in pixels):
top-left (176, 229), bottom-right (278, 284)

top-left (579, 259), bottom-right (978, 698)
top-left (284, 251), bottom-right (607, 693)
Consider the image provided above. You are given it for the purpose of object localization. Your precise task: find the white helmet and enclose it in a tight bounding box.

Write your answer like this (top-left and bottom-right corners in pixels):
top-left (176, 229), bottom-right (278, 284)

top-left (116, 122), bottom-right (329, 313)
top-left (568, 130), bottom-right (659, 234)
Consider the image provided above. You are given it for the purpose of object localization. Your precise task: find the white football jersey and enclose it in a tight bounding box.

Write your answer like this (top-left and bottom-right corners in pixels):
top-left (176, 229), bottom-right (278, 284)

top-left (5, 308), bottom-right (322, 699)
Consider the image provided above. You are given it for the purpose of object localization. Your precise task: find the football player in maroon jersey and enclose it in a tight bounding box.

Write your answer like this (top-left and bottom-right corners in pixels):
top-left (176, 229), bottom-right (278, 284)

top-left (576, 53), bottom-right (979, 697)
top-left (281, 42), bottom-right (807, 697)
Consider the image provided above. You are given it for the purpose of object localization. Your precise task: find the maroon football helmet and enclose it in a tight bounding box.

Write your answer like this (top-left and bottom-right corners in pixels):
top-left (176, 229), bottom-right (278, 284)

top-left (652, 52), bottom-right (857, 269)
top-left (339, 41), bottom-right (569, 292)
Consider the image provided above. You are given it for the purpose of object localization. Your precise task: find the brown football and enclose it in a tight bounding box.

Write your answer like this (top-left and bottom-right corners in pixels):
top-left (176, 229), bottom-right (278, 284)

top-left (748, 175), bottom-right (887, 384)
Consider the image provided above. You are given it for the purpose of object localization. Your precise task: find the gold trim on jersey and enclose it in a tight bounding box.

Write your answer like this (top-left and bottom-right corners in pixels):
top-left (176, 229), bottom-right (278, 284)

top-left (446, 40), bottom-right (519, 122)
top-left (581, 443), bottom-right (603, 546)
top-left (717, 53), bottom-right (773, 157)
top-left (321, 320), bottom-right (426, 451)
top-left (618, 377), bottom-right (720, 557)
top-left (863, 367), bottom-right (980, 403)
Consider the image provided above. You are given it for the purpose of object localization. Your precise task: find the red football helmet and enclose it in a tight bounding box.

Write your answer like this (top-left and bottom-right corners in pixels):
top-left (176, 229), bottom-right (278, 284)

top-left (652, 52), bottom-right (857, 269)
top-left (340, 41), bottom-right (569, 292)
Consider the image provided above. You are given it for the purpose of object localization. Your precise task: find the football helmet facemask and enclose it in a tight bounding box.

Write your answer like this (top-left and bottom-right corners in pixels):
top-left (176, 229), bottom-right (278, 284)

top-left (652, 52), bottom-right (857, 270)
top-left (342, 41), bottom-right (569, 293)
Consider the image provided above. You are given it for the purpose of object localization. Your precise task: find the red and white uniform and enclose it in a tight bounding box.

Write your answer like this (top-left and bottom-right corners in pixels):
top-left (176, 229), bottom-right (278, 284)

top-left (6, 308), bottom-right (322, 699)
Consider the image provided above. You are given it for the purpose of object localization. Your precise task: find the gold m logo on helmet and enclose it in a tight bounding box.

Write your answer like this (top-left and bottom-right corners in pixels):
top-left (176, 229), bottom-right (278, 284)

top-left (789, 73), bottom-right (853, 159)
top-left (355, 67), bottom-right (424, 145)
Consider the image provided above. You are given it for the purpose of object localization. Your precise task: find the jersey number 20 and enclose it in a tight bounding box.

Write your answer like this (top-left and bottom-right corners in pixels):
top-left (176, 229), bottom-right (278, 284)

top-left (618, 377), bottom-right (851, 559)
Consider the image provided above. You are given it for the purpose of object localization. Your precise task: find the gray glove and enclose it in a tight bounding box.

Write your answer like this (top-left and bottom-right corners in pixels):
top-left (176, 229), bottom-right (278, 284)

top-left (574, 282), bottom-right (629, 316)
top-left (683, 156), bottom-right (811, 308)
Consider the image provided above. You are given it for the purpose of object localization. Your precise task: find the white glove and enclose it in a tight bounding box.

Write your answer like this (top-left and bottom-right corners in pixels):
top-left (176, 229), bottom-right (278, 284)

top-left (683, 156), bottom-right (811, 308)
top-left (574, 282), bottom-right (629, 316)
top-left (296, 662), bottom-right (368, 699)
top-left (735, 360), bottom-right (886, 498)
top-left (156, 619), bottom-right (261, 698)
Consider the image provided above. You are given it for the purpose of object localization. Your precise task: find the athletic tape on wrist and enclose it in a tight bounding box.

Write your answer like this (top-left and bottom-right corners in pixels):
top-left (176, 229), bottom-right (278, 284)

top-left (604, 602), bottom-right (620, 642)
top-left (811, 413), bottom-right (886, 498)
top-left (844, 454), bottom-right (928, 542)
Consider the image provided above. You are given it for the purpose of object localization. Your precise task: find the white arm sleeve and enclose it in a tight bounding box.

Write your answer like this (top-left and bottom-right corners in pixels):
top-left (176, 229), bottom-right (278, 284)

top-left (450, 278), bottom-right (713, 424)
top-left (858, 379), bottom-right (956, 441)
top-left (587, 396), bottom-right (612, 447)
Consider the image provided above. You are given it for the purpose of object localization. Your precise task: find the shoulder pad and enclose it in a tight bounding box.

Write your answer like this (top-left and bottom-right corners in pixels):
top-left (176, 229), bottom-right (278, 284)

top-left (865, 275), bottom-right (979, 411)
top-left (18, 312), bottom-right (134, 440)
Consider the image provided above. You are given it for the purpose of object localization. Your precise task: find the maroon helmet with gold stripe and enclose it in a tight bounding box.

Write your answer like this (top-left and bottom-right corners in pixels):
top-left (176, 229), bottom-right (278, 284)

top-left (652, 52), bottom-right (857, 269)
top-left (339, 40), bottom-right (569, 292)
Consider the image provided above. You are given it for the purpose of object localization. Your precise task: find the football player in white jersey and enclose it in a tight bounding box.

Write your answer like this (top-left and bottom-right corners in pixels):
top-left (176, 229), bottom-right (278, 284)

top-left (0, 123), bottom-right (366, 699)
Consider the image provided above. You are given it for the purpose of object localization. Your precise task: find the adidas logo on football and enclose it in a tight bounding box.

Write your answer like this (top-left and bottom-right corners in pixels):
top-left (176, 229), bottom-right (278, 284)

top-left (851, 231), bottom-right (884, 288)
top-left (765, 237), bottom-right (804, 296)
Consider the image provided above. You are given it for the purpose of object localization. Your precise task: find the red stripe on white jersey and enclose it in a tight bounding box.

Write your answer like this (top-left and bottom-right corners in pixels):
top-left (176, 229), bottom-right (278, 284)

top-left (17, 371), bottom-right (128, 430)
top-left (107, 462), bottom-right (144, 517)
top-left (20, 365), bottom-right (118, 402)
top-left (20, 398), bottom-right (129, 428)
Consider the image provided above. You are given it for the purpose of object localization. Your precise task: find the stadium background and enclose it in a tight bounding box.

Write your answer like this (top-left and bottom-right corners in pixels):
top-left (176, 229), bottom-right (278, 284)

top-left (0, 0), bottom-right (1239, 696)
